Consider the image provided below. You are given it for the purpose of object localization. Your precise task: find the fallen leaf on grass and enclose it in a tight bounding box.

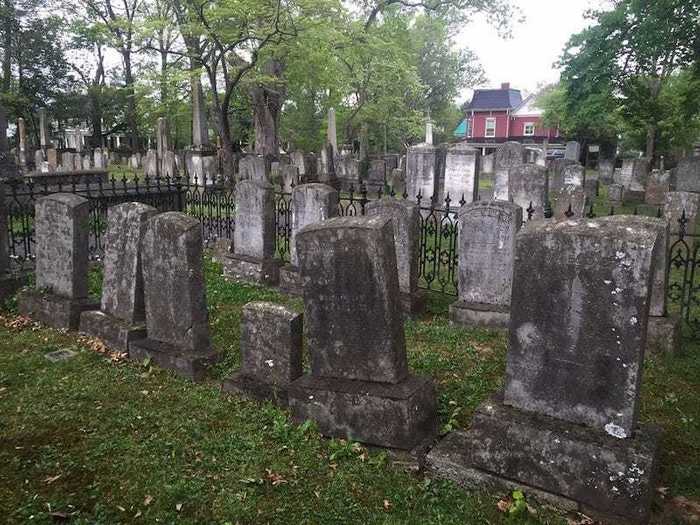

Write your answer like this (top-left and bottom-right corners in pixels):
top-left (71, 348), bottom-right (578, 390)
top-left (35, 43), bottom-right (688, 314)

top-left (265, 469), bottom-right (287, 486)
top-left (497, 498), bottom-right (511, 513)
top-left (175, 503), bottom-right (183, 512)
top-left (143, 495), bottom-right (153, 506)
top-left (383, 499), bottom-right (392, 510)
top-left (43, 474), bottom-right (62, 484)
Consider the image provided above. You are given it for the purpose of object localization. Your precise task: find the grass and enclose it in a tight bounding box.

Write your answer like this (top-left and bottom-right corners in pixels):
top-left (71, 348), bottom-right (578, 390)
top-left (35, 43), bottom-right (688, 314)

top-left (1, 254), bottom-right (699, 523)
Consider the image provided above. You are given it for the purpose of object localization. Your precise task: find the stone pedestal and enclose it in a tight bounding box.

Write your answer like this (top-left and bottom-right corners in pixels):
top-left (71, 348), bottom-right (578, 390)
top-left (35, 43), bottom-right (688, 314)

top-left (129, 338), bottom-right (218, 382)
top-left (79, 310), bottom-right (146, 352)
top-left (646, 315), bottom-right (681, 355)
top-left (426, 396), bottom-right (661, 525)
top-left (18, 290), bottom-right (97, 330)
top-left (223, 254), bottom-right (280, 285)
top-left (289, 374), bottom-right (438, 450)
top-left (449, 300), bottom-right (509, 329)
top-left (278, 264), bottom-right (302, 295)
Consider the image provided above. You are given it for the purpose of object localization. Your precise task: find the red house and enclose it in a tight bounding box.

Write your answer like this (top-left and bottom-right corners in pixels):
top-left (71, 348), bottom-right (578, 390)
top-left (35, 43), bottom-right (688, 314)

top-left (456, 83), bottom-right (560, 144)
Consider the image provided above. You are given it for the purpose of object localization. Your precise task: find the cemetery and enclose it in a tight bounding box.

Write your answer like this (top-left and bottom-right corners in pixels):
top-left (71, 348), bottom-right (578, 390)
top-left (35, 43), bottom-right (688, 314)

top-left (1, 0), bottom-right (700, 523)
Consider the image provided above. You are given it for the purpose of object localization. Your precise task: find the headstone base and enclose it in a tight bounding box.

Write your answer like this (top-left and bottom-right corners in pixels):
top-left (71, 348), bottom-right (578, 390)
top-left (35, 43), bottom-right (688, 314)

top-left (288, 373), bottom-right (438, 450)
top-left (400, 290), bottom-right (426, 318)
top-left (79, 310), bottom-right (147, 354)
top-left (426, 397), bottom-right (661, 525)
top-left (646, 315), bottom-right (681, 355)
top-left (222, 372), bottom-right (290, 406)
top-left (279, 264), bottom-right (302, 295)
top-left (129, 338), bottom-right (218, 382)
top-left (222, 254), bottom-right (280, 285)
top-left (448, 300), bottom-right (509, 329)
top-left (18, 289), bottom-right (98, 330)
top-left (0, 272), bottom-right (29, 304)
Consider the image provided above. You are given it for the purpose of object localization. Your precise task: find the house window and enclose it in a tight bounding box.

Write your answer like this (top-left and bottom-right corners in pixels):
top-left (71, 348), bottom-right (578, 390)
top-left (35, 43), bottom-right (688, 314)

top-left (485, 118), bottom-right (496, 138)
top-left (523, 122), bottom-right (535, 136)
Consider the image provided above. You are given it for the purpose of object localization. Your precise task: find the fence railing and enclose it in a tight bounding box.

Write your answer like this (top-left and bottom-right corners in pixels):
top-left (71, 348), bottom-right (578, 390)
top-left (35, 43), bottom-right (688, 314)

top-left (4, 170), bottom-right (699, 338)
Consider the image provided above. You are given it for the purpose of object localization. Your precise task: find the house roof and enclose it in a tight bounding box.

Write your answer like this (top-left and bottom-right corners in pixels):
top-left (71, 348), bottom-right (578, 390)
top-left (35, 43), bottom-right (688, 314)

top-left (512, 94), bottom-right (543, 117)
top-left (466, 88), bottom-right (522, 111)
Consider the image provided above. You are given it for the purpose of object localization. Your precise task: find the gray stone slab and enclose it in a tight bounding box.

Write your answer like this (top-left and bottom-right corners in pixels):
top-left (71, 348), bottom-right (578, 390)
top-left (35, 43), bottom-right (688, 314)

top-left (645, 169), bottom-right (670, 206)
top-left (505, 218), bottom-right (660, 437)
top-left (493, 142), bottom-right (525, 200)
top-left (664, 191), bottom-right (700, 237)
top-left (443, 143), bottom-right (479, 205)
top-left (290, 183), bottom-right (338, 266)
top-left (563, 163), bottom-right (585, 187)
top-left (646, 315), bottom-right (681, 356)
top-left (367, 159), bottom-right (386, 191)
top-left (598, 159), bottom-right (615, 184)
top-left (296, 215), bottom-right (408, 384)
top-left (548, 158), bottom-right (578, 195)
top-left (449, 300), bottom-right (509, 329)
top-left (564, 141), bottom-right (580, 161)
top-left (609, 183), bottom-right (624, 205)
top-left (44, 349), bottom-right (78, 362)
top-left (552, 184), bottom-right (586, 220)
top-left (672, 156), bottom-right (700, 193)
top-left (232, 180), bottom-right (276, 260)
top-left (406, 144), bottom-right (441, 203)
top-left (509, 164), bottom-right (547, 220)
top-left (79, 309), bottom-right (146, 353)
top-left (18, 289), bottom-right (98, 330)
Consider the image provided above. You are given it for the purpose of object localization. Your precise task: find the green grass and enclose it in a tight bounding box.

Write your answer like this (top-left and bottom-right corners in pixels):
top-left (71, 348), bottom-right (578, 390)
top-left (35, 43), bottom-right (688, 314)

top-left (0, 258), bottom-right (698, 524)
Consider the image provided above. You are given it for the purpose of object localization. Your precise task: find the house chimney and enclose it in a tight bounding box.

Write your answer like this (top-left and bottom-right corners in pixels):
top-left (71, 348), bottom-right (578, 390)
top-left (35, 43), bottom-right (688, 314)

top-left (501, 82), bottom-right (510, 90)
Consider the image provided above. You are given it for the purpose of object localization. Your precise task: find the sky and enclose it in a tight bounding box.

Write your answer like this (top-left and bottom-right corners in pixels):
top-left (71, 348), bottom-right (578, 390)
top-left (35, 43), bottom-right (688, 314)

top-left (455, 0), bottom-right (607, 102)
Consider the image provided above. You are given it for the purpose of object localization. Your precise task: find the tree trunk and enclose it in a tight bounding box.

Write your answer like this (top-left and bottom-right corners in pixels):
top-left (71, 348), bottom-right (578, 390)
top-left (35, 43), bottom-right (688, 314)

top-left (122, 50), bottom-right (138, 151)
top-left (213, 105), bottom-right (236, 179)
top-left (2, 0), bottom-right (13, 92)
top-left (645, 124), bottom-right (656, 160)
top-left (251, 58), bottom-right (284, 159)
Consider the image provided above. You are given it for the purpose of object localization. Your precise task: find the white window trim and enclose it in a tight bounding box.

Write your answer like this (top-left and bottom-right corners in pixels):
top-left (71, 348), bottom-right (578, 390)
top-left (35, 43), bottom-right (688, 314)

top-left (523, 122), bottom-right (535, 136)
top-left (485, 118), bottom-right (496, 138)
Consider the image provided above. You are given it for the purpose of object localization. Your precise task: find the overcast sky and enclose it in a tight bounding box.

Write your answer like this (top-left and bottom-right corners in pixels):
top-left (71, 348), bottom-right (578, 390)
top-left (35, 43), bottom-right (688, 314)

top-left (455, 0), bottom-right (608, 102)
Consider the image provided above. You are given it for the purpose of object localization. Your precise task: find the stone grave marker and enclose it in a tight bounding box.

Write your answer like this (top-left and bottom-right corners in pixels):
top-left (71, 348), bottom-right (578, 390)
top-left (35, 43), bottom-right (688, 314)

top-left (645, 169), bottom-right (670, 206)
top-left (598, 158), bottom-right (615, 184)
top-left (223, 302), bottom-right (302, 405)
top-left (223, 180), bottom-right (279, 284)
top-left (143, 149), bottom-right (157, 176)
top-left (672, 156), bottom-right (700, 193)
top-left (552, 184), bottom-right (587, 220)
top-left (80, 202), bottom-right (158, 352)
top-left (548, 158), bottom-right (578, 195)
top-left (406, 143), bottom-right (443, 204)
top-left (620, 158), bottom-right (649, 203)
top-left (18, 193), bottom-right (98, 329)
top-left (664, 191), bottom-right (700, 238)
top-left (583, 176), bottom-right (599, 202)
top-left (443, 143), bottom-right (479, 205)
top-left (608, 183), bottom-right (624, 205)
top-left (366, 198), bottom-right (424, 316)
top-left (509, 164), bottom-right (547, 220)
top-left (564, 140), bottom-right (580, 161)
top-left (288, 215), bottom-right (438, 449)
top-left (129, 212), bottom-right (217, 381)
top-left (367, 158), bottom-right (386, 192)
top-left (563, 164), bottom-right (585, 187)
top-left (449, 201), bottom-right (522, 328)
top-left (493, 142), bottom-right (525, 201)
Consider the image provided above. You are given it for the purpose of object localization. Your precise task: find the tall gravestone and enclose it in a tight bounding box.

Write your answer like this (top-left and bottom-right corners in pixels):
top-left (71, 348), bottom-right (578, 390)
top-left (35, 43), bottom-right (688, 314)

top-left (598, 158), bottom-right (615, 184)
top-left (406, 143), bottom-right (442, 204)
top-left (548, 158), bottom-right (578, 195)
top-left (672, 156), bottom-right (700, 193)
top-left (620, 158), bottom-right (650, 203)
top-left (279, 183), bottom-right (338, 295)
top-left (16, 117), bottom-right (26, 168)
top-left (223, 180), bottom-right (279, 284)
top-left (80, 203), bottom-right (158, 352)
top-left (664, 191), bottom-right (700, 239)
top-left (449, 201), bottom-right (522, 328)
top-left (222, 302), bottom-right (303, 405)
top-left (335, 155), bottom-right (360, 191)
top-left (443, 143), bottom-right (479, 205)
top-left (645, 169), bottom-right (670, 206)
top-left (288, 216), bottom-right (438, 449)
top-left (367, 158), bottom-right (386, 192)
top-left (481, 152), bottom-right (494, 174)
top-left (493, 142), bottom-right (524, 201)
top-left (18, 194), bottom-right (97, 329)
top-left (366, 198), bottom-right (424, 316)
top-left (428, 217), bottom-right (663, 524)
top-left (552, 184), bottom-right (586, 220)
top-left (564, 140), bottom-right (580, 161)
top-left (509, 164), bottom-right (547, 220)
top-left (129, 212), bottom-right (217, 381)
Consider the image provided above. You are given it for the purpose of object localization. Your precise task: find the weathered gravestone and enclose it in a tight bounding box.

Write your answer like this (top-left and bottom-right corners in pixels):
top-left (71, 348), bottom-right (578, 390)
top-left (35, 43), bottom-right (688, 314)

top-left (664, 191), bottom-right (700, 239)
top-left (548, 158), bottom-right (578, 195)
top-left (406, 143), bottom-right (443, 204)
top-left (481, 152), bottom-right (494, 174)
top-left (619, 158), bottom-right (650, 203)
top-left (608, 183), bottom-right (624, 205)
top-left (598, 215), bottom-right (680, 355)
top-left (672, 156), bottom-right (700, 193)
top-left (552, 184), bottom-right (586, 220)
top-left (583, 176), bottom-right (599, 202)
top-left (366, 198), bottom-right (424, 316)
top-left (223, 180), bottom-right (279, 284)
top-left (222, 302), bottom-right (302, 405)
top-left (80, 202), bottom-right (158, 352)
top-left (129, 212), bottom-right (217, 381)
top-left (18, 194), bottom-right (98, 329)
top-left (279, 164), bottom-right (298, 193)
top-left (562, 164), bottom-right (585, 187)
top-left (335, 155), bottom-right (360, 191)
top-left (238, 155), bottom-right (267, 183)
top-left (449, 201), bottom-right (522, 328)
top-left (46, 148), bottom-right (57, 171)
top-left (598, 158), bottom-right (615, 184)
top-left (143, 149), bottom-right (157, 177)
top-left (509, 164), bottom-right (547, 220)
top-left (564, 140), bottom-right (580, 161)
top-left (93, 148), bottom-right (105, 169)
top-left (279, 183), bottom-right (338, 295)
top-left (0, 185), bottom-right (28, 301)
top-left (443, 143), bottom-right (479, 205)
top-left (493, 142), bottom-right (525, 201)
top-left (388, 168), bottom-right (406, 196)
top-left (288, 216), bottom-right (438, 449)
top-left (428, 217), bottom-right (662, 524)
top-left (645, 169), bottom-right (670, 206)
top-left (367, 158), bottom-right (386, 192)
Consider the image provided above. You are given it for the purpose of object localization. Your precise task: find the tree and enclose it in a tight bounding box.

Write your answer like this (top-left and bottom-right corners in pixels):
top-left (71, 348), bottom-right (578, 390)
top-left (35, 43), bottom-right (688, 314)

top-left (558, 0), bottom-right (700, 159)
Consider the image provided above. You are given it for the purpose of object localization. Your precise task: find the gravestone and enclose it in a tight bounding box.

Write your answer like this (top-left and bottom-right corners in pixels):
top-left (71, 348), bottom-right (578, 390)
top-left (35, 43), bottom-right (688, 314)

top-left (645, 169), bottom-right (670, 206)
top-left (509, 164), bottom-right (547, 220)
top-left (279, 183), bottom-right (338, 295)
top-left (239, 155), bottom-right (267, 183)
top-left (608, 183), bottom-right (624, 205)
top-left (129, 212), bottom-right (217, 381)
top-left (564, 140), bottom-right (580, 161)
top-left (388, 168), bottom-right (406, 196)
top-left (0, 185), bottom-right (28, 301)
top-left (384, 154), bottom-right (399, 171)
top-left (548, 158), bottom-right (578, 195)
top-left (367, 158), bottom-right (386, 192)
top-left (583, 176), bottom-right (599, 202)
top-left (222, 302), bottom-right (302, 405)
top-left (280, 164), bottom-right (298, 193)
top-left (288, 215), bottom-right (438, 449)
top-left (18, 194), bottom-right (98, 329)
top-left (493, 142), bottom-right (525, 201)
top-left (143, 149), bottom-right (157, 176)
top-left (34, 150), bottom-right (45, 172)
top-left (223, 180), bottom-right (279, 284)
top-left (46, 148), bottom-right (57, 171)
top-left (481, 152), bottom-right (494, 174)
top-left (290, 151), bottom-right (306, 178)
top-left (366, 198), bottom-right (424, 316)
top-left (82, 155), bottom-right (91, 171)
top-left (80, 202), bottom-right (158, 352)
top-left (93, 148), bottom-right (105, 169)
top-left (598, 158), bottom-right (615, 184)
top-left (620, 158), bottom-right (649, 203)
top-left (162, 151), bottom-right (178, 178)
top-left (428, 217), bottom-right (663, 524)
top-left (61, 152), bottom-right (73, 171)
top-left (449, 201), bottom-right (522, 328)
top-left (406, 143), bottom-right (442, 204)
top-left (598, 216), bottom-right (680, 355)
top-left (562, 164), bottom-right (585, 187)
top-left (552, 185), bottom-right (586, 220)
top-left (443, 143), bottom-right (479, 205)
top-left (672, 156), bottom-right (700, 193)
top-left (664, 191), bottom-right (700, 238)
top-left (335, 155), bottom-right (360, 191)
top-left (17, 117), bottom-right (27, 168)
